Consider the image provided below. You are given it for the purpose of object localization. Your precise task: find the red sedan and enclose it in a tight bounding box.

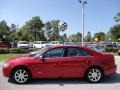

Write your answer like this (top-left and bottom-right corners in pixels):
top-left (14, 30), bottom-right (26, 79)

top-left (2, 46), bottom-right (117, 84)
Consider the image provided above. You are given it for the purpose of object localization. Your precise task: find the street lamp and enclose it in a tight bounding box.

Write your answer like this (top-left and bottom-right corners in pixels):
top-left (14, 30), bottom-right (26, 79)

top-left (79, 0), bottom-right (87, 46)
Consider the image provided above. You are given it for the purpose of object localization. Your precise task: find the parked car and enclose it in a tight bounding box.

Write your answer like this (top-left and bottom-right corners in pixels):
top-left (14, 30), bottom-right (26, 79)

top-left (64, 42), bottom-right (74, 45)
top-left (118, 47), bottom-right (120, 55)
top-left (49, 41), bottom-right (63, 46)
top-left (29, 42), bottom-right (34, 48)
top-left (17, 41), bottom-right (29, 48)
top-left (0, 41), bottom-right (11, 48)
top-left (3, 45), bottom-right (117, 84)
top-left (33, 41), bottom-right (47, 48)
top-left (117, 42), bottom-right (120, 47)
top-left (87, 45), bottom-right (105, 52)
top-left (99, 42), bottom-right (109, 48)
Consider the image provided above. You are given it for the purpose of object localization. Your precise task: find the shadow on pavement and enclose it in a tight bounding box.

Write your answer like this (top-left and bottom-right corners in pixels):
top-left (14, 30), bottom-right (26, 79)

top-left (8, 73), bottom-right (120, 85)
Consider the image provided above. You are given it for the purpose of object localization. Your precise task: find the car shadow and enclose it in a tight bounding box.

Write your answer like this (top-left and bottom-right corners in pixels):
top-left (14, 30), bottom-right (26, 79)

top-left (8, 73), bottom-right (120, 85)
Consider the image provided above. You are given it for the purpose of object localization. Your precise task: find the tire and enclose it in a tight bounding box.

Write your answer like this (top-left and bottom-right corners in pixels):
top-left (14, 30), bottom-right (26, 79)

top-left (85, 68), bottom-right (103, 83)
top-left (12, 67), bottom-right (31, 84)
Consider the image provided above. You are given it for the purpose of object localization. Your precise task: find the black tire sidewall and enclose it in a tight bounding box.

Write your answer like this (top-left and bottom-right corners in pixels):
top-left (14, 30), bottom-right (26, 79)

top-left (12, 68), bottom-right (31, 84)
top-left (85, 68), bottom-right (103, 83)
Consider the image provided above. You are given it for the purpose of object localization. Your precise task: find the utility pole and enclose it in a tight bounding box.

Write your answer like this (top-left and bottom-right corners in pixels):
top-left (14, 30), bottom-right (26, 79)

top-left (79, 0), bottom-right (87, 46)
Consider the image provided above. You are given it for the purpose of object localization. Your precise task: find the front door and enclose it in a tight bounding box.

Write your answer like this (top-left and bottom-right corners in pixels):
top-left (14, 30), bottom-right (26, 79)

top-left (30, 47), bottom-right (65, 78)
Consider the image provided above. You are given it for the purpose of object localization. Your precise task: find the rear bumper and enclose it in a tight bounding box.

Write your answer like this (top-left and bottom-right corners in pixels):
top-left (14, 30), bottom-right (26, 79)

top-left (104, 64), bottom-right (117, 76)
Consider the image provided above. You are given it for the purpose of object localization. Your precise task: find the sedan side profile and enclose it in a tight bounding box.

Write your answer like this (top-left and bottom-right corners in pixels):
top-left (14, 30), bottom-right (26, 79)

top-left (2, 46), bottom-right (117, 84)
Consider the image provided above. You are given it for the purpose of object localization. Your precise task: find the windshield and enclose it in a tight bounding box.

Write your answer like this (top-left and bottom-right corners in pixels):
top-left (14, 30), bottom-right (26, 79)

top-left (29, 46), bottom-right (51, 57)
top-left (19, 41), bottom-right (28, 44)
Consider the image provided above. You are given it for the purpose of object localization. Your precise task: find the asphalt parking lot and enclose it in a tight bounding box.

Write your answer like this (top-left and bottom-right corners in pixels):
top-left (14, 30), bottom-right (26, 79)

top-left (0, 56), bottom-right (120, 90)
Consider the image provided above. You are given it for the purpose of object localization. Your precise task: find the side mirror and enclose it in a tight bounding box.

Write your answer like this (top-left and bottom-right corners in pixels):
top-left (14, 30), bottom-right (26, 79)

top-left (39, 55), bottom-right (45, 61)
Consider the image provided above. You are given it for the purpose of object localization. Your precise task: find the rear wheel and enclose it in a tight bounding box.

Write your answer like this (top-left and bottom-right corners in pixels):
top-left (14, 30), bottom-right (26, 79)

top-left (12, 68), bottom-right (31, 84)
top-left (85, 68), bottom-right (103, 83)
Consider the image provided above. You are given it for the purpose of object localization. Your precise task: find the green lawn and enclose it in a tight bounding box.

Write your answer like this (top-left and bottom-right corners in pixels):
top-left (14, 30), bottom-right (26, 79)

top-left (0, 54), bottom-right (21, 61)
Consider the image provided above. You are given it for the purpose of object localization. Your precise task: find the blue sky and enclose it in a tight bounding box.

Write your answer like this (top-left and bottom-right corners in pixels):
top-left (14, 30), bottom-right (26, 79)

top-left (0, 0), bottom-right (120, 36)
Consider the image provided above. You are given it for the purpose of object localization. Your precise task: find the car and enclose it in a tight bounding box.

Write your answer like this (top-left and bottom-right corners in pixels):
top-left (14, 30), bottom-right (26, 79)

top-left (2, 45), bottom-right (117, 84)
top-left (64, 42), bottom-right (74, 45)
top-left (29, 42), bottom-right (34, 48)
top-left (17, 41), bottom-right (29, 48)
top-left (117, 42), bottom-right (120, 47)
top-left (0, 41), bottom-right (11, 48)
top-left (99, 42), bottom-right (109, 48)
top-left (49, 41), bottom-right (63, 46)
top-left (33, 41), bottom-right (47, 48)
top-left (118, 47), bottom-right (120, 55)
top-left (87, 45), bottom-right (105, 52)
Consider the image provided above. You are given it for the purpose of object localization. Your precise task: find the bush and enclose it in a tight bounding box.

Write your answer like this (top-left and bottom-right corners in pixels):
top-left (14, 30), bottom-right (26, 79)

top-left (0, 48), bottom-right (38, 54)
top-left (0, 48), bottom-right (9, 54)
top-left (105, 47), bottom-right (118, 53)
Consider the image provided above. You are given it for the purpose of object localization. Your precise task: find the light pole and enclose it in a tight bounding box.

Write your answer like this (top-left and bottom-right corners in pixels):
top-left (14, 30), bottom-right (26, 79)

top-left (79, 0), bottom-right (87, 46)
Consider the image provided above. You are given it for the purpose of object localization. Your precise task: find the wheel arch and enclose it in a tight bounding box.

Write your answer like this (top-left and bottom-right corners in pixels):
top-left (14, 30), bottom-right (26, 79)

top-left (10, 65), bottom-right (32, 78)
top-left (84, 65), bottom-right (104, 78)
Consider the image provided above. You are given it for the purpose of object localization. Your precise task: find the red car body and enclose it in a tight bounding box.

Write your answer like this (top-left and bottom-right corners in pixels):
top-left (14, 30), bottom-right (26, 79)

top-left (2, 46), bottom-right (117, 83)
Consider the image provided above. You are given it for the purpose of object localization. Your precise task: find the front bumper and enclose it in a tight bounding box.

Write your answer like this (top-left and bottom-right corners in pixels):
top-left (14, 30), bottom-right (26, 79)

top-left (2, 66), bottom-right (11, 78)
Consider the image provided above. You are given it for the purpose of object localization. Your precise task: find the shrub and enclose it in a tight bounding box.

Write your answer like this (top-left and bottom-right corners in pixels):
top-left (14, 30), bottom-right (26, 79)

top-left (0, 48), bottom-right (9, 54)
top-left (105, 47), bottom-right (118, 53)
top-left (0, 48), bottom-right (39, 54)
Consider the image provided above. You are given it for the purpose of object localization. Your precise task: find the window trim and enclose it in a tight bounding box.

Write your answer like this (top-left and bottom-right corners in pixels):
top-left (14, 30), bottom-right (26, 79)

top-left (66, 47), bottom-right (92, 57)
top-left (42, 47), bottom-right (65, 59)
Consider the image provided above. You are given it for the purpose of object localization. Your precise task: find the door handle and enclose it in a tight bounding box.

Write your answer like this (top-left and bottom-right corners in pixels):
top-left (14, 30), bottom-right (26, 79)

top-left (57, 61), bottom-right (61, 65)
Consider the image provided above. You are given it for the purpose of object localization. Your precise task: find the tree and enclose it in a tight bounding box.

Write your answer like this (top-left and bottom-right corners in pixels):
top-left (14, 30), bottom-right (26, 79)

top-left (114, 12), bottom-right (120, 22)
top-left (94, 32), bottom-right (105, 41)
top-left (86, 31), bottom-right (91, 42)
top-left (68, 32), bottom-right (82, 42)
top-left (10, 24), bottom-right (17, 32)
top-left (110, 24), bottom-right (120, 41)
top-left (76, 32), bottom-right (82, 42)
top-left (62, 33), bottom-right (68, 42)
top-left (45, 20), bottom-right (60, 41)
top-left (9, 16), bottom-right (46, 41)
top-left (27, 16), bottom-right (45, 41)
top-left (109, 12), bottom-right (120, 42)
top-left (0, 20), bottom-right (10, 40)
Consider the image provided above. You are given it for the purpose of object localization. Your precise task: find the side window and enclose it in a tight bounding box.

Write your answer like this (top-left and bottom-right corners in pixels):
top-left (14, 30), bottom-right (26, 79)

top-left (67, 48), bottom-right (79, 57)
top-left (78, 48), bottom-right (91, 56)
top-left (67, 47), bottom-right (91, 57)
top-left (43, 48), bottom-right (64, 58)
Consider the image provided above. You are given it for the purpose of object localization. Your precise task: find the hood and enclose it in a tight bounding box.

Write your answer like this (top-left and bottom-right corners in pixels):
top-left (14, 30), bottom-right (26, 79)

top-left (6, 56), bottom-right (35, 64)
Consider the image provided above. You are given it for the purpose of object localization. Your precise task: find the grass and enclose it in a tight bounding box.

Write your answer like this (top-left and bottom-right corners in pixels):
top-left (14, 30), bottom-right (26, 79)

top-left (0, 54), bottom-right (22, 61)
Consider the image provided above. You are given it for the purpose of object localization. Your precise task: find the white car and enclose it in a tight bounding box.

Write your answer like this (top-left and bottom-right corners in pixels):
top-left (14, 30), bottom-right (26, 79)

top-left (87, 45), bottom-right (105, 52)
top-left (33, 41), bottom-right (47, 48)
top-left (17, 41), bottom-right (29, 48)
top-left (117, 42), bottom-right (120, 47)
top-left (64, 42), bottom-right (74, 45)
top-left (49, 41), bottom-right (63, 46)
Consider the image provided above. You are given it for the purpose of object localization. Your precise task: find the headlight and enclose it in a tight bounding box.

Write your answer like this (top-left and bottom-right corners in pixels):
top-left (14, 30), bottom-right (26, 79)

top-left (4, 63), bottom-right (9, 67)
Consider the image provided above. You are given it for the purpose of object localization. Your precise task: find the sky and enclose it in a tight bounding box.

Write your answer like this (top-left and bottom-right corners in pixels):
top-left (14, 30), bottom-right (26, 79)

top-left (0, 0), bottom-right (120, 36)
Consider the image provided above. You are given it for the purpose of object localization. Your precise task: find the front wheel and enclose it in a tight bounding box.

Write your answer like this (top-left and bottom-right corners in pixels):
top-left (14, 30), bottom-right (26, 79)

top-left (12, 68), bottom-right (31, 84)
top-left (85, 68), bottom-right (103, 83)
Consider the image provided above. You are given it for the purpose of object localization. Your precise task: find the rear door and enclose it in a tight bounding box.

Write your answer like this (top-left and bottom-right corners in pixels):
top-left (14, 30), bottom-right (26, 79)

top-left (60, 47), bottom-right (92, 77)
